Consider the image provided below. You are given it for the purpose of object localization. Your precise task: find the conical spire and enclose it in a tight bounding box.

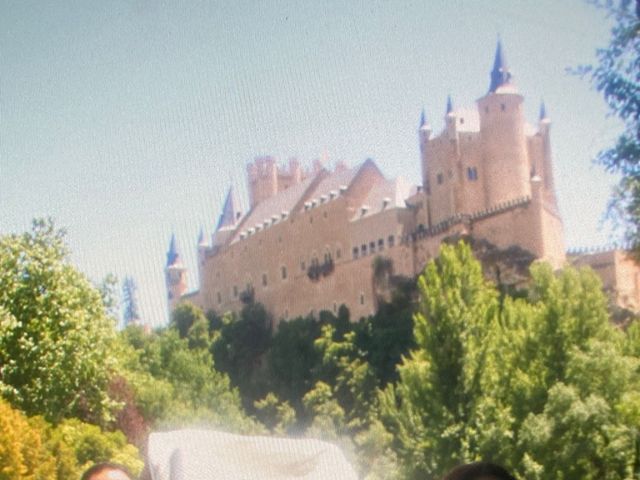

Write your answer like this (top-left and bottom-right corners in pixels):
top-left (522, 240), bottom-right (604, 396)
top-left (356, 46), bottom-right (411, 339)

top-left (488, 38), bottom-right (512, 93)
top-left (198, 227), bottom-right (207, 246)
top-left (419, 109), bottom-right (427, 128)
top-left (446, 95), bottom-right (453, 115)
top-left (539, 100), bottom-right (548, 121)
top-left (166, 233), bottom-right (180, 267)
top-left (216, 187), bottom-right (238, 231)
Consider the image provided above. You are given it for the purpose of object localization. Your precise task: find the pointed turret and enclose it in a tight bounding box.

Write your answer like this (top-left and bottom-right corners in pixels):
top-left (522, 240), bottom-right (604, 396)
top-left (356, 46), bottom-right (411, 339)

top-left (216, 187), bottom-right (238, 231)
top-left (539, 100), bottom-right (548, 121)
top-left (446, 95), bottom-right (453, 115)
top-left (165, 233), bottom-right (187, 314)
top-left (488, 38), bottom-right (512, 93)
top-left (419, 109), bottom-right (427, 128)
top-left (198, 227), bottom-right (207, 247)
top-left (166, 233), bottom-right (180, 267)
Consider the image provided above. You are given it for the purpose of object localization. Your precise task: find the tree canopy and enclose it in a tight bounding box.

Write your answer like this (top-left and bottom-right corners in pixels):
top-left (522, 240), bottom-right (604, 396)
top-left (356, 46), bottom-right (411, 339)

top-left (581, 1), bottom-right (640, 250)
top-left (0, 219), bottom-right (116, 424)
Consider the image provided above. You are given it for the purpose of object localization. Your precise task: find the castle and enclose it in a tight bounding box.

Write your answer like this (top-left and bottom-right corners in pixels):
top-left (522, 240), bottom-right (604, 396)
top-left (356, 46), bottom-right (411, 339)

top-left (164, 41), bottom-right (640, 322)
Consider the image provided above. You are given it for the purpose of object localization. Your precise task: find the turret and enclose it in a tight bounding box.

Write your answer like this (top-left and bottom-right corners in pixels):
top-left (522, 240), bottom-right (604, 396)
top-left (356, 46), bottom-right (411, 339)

top-left (538, 100), bottom-right (557, 201)
top-left (248, 156), bottom-right (278, 207)
top-left (477, 39), bottom-right (530, 207)
top-left (212, 187), bottom-right (239, 248)
top-left (418, 109), bottom-right (432, 193)
top-left (445, 95), bottom-right (458, 140)
top-left (165, 233), bottom-right (187, 315)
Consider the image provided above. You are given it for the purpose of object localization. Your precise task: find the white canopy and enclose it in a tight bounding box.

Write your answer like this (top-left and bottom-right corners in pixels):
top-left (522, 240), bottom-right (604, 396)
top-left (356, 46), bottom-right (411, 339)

top-left (147, 429), bottom-right (358, 480)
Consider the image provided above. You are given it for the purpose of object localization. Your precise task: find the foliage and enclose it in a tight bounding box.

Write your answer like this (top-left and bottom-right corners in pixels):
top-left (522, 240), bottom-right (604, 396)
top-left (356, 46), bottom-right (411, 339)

top-left (0, 399), bottom-right (57, 480)
top-left (211, 303), bottom-right (273, 408)
top-left (0, 219), bottom-right (117, 424)
top-left (380, 241), bottom-right (640, 480)
top-left (47, 418), bottom-right (143, 478)
top-left (118, 324), bottom-right (255, 433)
top-left (579, 1), bottom-right (640, 250)
top-left (253, 393), bottom-right (296, 434)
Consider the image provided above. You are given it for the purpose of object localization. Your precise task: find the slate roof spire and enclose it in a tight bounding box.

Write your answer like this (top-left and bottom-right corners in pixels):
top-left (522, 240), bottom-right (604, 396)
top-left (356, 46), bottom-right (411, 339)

top-left (488, 38), bottom-right (512, 93)
top-left (539, 100), bottom-right (548, 121)
top-left (446, 95), bottom-right (453, 115)
top-left (166, 233), bottom-right (180, 267)
top-left (419, 108), bottom-right (427, 128)
top-left (216, 187), bottom-right (238, 231)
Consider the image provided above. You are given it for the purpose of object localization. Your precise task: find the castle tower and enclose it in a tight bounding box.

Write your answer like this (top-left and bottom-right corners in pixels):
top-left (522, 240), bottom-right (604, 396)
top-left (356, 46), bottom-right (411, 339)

top-left (418, 109), bottom-right (432, 191)
top-left (538, 101), bottom-right (557, 204)
top-left (165, 233), bottom-right (187, 314)
top-left (247, 156), bottom-right (278, 208)
top-left (477, 39), bottom-right (531, 208)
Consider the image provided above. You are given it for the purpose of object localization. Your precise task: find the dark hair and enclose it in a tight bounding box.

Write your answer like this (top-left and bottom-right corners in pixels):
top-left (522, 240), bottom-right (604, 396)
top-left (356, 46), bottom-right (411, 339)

top-left (81, 462), bottom-right (134, 480)
top-left (443, 462), bottom-right (516, 480)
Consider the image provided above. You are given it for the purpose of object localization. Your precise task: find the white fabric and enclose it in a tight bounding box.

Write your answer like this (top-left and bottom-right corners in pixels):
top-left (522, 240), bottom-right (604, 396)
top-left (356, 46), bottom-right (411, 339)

top-left (147, 429), bottom-right (358, 480)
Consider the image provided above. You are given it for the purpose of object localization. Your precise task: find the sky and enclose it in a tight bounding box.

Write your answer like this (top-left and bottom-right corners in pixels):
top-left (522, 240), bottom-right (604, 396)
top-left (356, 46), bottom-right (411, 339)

top-left (0, 0), bottom-right (624, 327)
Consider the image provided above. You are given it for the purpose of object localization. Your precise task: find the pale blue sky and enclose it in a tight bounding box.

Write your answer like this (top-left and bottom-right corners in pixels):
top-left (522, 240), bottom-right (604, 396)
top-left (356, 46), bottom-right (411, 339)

top-left (1, 0), bottom-right (622, 326)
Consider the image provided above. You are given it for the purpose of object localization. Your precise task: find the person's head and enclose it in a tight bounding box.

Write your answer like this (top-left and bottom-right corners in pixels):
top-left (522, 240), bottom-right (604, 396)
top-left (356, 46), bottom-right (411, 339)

top-left (442, 462), bottom-right (516, 480)
top-left (81, 462), bottom-right (134, 480)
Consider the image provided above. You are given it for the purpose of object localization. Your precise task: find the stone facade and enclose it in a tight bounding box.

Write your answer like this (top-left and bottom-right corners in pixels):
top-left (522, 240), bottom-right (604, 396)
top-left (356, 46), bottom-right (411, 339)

top-left (164, 41), bottom-right (638, 321)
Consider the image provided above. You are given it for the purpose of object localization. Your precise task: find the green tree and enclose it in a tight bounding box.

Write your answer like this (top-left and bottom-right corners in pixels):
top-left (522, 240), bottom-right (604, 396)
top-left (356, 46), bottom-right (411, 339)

top-left (580, 1), bottom-right (640, 250)
top-left (380, 242), bottom-right (640, 479)
top-left (0, 219), bottom-right (117, 424)
top-left (0, 399), bottom-right (57, 480)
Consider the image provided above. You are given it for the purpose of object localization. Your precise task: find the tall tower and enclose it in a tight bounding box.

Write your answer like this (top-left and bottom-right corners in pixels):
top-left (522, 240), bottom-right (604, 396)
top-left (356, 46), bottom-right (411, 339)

top-left (477, 39), bottom-right (531, 207)
top-left (165, 233), bottom-right (187, 315)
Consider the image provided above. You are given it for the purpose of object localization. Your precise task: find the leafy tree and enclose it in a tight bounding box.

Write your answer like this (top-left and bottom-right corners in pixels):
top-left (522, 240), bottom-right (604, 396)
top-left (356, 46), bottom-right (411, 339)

top-left (380, 242), bottom-right (640, 480)
top-left (579, 1), bottom-right (640, 250)
top-left (253, 392), bottom-right (296, 434)
top-left (47, 418), bottom-right (143, 478)
top-left (0, 399), bottom-right (57, 480)
top-left (122, 276), bottom-right (141, 327)
top-left (118, 325), bottom-right (255, 433)
top-left (0, 219), bottom-right (117, 424)
top-left (211, 303), bottom-right (273, 407)
top-left (267, 315), bottom-right (323, 411)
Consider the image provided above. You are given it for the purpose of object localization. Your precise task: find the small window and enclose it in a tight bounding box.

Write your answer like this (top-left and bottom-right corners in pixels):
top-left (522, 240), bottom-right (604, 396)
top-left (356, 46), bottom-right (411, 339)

top-left (336, 249), bottom-right (342, 259)
top-left (217, 292), bottom-right (222, 304)
top-left (460, 118), bottom-right (464, 124)
top-left (501, 103), bottom-right (506, 111)
top-left (233, 285), bottom-right (238, 298)
top-left (323, 211), bottom-right (328, 218)
top-left (467, 167), bottom-right (478, 181)
top-left (378, 238), bottom-right (384, 250)
top-left (310, 216), bottom-right (313, 224)
top-left (388, 235), bottom-right (395, 247)
top-left (360, 293), bottom-right (365, 305)
top-left (437, 173), bottom-right (444, 185)
top-left (281, 266), bottom-right (287, 280)
top-left (262, 274), bottom-right (268, 287)
top-left (361, 244), bottom-right (367, 255)
top-left (333, 302), bottom-right (337, 313)
top-left (301, 261), bottom-right (306, 271)
top-left (353, 247), bottom-right (359, 259)
top-left (485, 106), bottom-right (489, 113)
top-left (370, 241), bottom-right (376, 253)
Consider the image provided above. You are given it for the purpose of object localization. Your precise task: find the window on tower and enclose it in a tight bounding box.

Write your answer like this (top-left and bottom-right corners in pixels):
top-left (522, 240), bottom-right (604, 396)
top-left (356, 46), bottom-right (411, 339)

top-left (437, 173), bottom-right (444, 185)
top-left (467, 167), bottom-right (479, 181)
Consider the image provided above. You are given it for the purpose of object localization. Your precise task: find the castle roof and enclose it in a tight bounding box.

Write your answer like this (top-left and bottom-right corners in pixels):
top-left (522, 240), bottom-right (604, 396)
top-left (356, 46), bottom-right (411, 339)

top-left (230, 174), bottom-right (317, 244)
top-left (166, 233), bottom-right (182, 267)
top-left (352, 176), bottom-right (416, 221)
top-left (216, 187), bottom-right (239, 231)
top-left (488, 38), bottom-right (513, 93)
